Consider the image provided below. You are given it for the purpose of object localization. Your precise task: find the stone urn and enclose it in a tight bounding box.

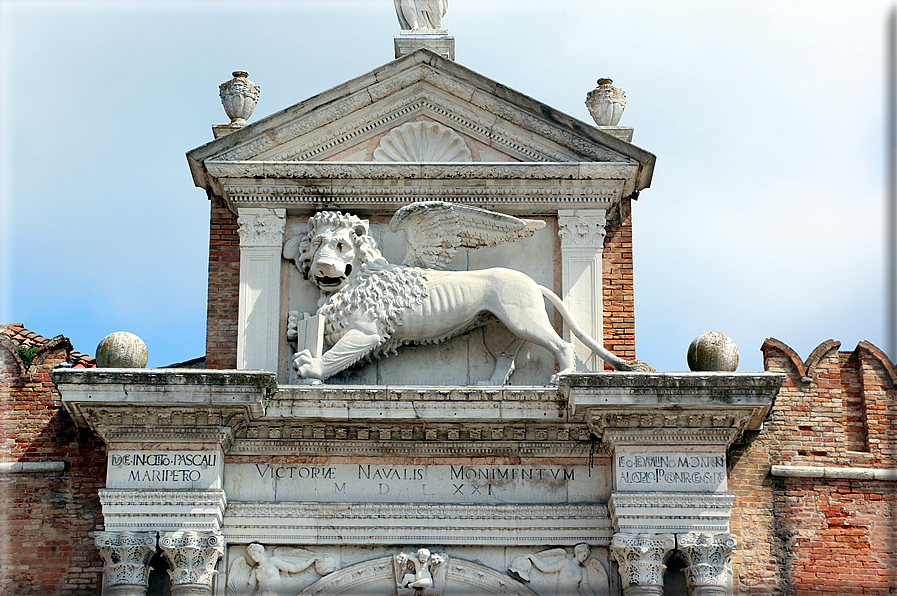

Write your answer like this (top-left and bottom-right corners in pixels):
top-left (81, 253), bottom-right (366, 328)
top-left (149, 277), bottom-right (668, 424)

top-left (585, 78), bottom-right (626, 126)
top-left (219, 70), bottom-right (260, 127)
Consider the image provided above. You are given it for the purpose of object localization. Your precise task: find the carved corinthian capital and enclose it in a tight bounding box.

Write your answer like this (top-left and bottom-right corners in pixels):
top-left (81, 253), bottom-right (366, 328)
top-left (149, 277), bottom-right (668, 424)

top-left (558, 212), bottom-right (607, 248)
top-left (237, 208), bottom-right (286, 247)
top-left (611, 533), bottom-right (676, 596)
top-left (159, 531), bottom-right (224, 596)
top-left (95, 531), bottom-right (157, 596)
top-left (676, 533), bottom-right (736, 596)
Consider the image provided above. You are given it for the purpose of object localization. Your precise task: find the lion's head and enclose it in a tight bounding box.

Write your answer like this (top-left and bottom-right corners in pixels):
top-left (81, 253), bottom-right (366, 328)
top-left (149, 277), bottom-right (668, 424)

top-left (283, 211), bottom-right (384, 292)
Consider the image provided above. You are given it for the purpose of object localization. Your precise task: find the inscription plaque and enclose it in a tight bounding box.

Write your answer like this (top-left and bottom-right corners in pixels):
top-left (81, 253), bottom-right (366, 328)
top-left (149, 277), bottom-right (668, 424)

top-left (615, 452), bottom-right (726, 492)
top-left (107, 450), bottom-right (223, 489)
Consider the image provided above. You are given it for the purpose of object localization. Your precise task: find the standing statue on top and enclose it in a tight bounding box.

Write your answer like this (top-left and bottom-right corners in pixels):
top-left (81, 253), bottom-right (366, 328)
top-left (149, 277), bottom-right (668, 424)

top-left (394, 0), bottom-right (448, 30)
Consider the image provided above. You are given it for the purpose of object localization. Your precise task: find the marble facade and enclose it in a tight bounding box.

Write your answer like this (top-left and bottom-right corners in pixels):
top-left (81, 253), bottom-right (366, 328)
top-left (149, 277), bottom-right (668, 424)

top-left (54, 43), bottom-right (781, 596)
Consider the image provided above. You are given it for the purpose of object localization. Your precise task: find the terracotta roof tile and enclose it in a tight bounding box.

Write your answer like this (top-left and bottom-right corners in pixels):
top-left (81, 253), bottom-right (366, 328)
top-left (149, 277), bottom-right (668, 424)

top-left (0, 323), bottom-right (96, 368)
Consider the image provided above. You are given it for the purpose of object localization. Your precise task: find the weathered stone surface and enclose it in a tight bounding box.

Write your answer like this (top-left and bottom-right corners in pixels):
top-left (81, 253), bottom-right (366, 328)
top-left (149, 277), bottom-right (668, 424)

top-left (96, 332), bottom-right (148, 368)
top-left (687, 332), bottom-right (739, 372)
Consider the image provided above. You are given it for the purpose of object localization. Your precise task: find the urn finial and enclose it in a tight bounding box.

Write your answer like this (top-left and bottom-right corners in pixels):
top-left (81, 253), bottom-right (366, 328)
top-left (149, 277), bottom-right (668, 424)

top-left (219, 70), bottom-right (260, 128)
top-left (585, 77), bottom-right (626, 126)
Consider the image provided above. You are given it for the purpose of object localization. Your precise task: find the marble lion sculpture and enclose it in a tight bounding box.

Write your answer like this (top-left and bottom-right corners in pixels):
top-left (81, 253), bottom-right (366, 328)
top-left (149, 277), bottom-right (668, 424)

top-left (282, 201), bottom-right (653, 385)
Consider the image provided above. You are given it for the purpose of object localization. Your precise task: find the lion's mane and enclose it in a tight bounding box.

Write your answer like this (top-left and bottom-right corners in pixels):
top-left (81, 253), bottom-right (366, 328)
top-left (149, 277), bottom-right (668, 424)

top-left (318, 259), bottom-right (430, 361)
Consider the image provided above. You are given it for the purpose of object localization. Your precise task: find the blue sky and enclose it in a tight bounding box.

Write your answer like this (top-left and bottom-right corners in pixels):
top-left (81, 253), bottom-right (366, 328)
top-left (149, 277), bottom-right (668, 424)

top-left (1, 0), bottom-right (893, 371)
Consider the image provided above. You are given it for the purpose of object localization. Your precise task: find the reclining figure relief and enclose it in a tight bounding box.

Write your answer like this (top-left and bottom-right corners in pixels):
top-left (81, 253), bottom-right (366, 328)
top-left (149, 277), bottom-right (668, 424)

top-left (282, 201), bottom-right (652, 385)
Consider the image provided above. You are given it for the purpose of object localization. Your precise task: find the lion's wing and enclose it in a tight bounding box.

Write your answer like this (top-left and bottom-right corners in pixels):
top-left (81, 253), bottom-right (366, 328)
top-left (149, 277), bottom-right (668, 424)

top-left (389, 201), bottom-right (545, 269)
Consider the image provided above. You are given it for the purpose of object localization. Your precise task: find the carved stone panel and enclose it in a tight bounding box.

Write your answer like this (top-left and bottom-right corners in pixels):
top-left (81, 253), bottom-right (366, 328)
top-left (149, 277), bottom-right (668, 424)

top-left (508, 543), bottom-right (610, 596)
top-left (226, 543), bottom-right (336, 595)
top-left (297, 554), bottom-right (537, 596)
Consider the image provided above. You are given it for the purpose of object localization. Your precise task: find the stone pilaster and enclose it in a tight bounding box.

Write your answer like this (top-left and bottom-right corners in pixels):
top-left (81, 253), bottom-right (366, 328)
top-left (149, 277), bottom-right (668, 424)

top-left (95, 531), bottom-right (157, 596)
top-left (159, 531), bottom-right (224, 596)
top-left (611, 533), bottom-right (675, 596)
top-left (558, 209), bottom-right (607, 371)
top-left (236, 207), bottom-right (286, 372)
top-left (676, 533), bottom-right (736, 596)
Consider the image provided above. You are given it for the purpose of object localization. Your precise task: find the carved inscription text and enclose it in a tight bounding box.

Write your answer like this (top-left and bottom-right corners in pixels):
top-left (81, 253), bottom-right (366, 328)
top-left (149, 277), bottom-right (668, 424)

top-left (615, 452), bottom-right (726, 492)
top-left (225, 462), bottom-right (600, 503)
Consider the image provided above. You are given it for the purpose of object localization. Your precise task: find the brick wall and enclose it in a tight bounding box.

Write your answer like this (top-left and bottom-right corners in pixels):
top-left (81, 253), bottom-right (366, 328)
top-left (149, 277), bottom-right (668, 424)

top-left (602, 198), bottom-right (636, 363)
top-left (0, 327), bottom-right (106, 595)
top-left (205, 193), bottom-right (240, 369)
top-left (728, 338), bottom-right (897, 595)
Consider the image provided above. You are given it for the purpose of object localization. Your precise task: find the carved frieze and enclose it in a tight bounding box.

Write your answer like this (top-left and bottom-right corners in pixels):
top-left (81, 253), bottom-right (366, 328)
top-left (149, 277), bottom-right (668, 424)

top-left (226, 544), bottom-right (335, 596)
top-left (608, 493), bottom-right (734, 535)
top-left (296, 555), bottom-right (538, 596)
top-left (95, 531), bottom-right (157, 596)
top-left (508, 543), bottom-right (609, 596)
top-left (223, 502), bottom-right (611, 546)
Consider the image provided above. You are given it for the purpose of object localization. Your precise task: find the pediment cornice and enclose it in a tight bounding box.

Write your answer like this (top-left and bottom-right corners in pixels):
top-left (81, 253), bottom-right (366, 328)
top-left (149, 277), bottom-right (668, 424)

top-left (187, 51), bottom-right (655, 207)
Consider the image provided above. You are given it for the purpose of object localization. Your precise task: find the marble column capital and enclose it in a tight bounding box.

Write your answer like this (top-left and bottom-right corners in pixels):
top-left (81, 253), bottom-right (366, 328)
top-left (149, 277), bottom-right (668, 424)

top-left (236, 207), bottom-right (286, 247)
top-left (159, 530), bottom-right (224, 596)
top-left (95, 531), bottom-right (157, 596)
top-left (677, 532), bottom-right (736, 595)
top-left (611, 533), bottom-right (676, 596)
top-left (558, 209), bottom-right (607, 249)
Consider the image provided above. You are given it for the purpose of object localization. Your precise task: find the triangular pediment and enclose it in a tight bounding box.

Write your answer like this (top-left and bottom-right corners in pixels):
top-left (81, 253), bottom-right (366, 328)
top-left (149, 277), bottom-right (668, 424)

top-left (188, 51), bottom-right (654, 187)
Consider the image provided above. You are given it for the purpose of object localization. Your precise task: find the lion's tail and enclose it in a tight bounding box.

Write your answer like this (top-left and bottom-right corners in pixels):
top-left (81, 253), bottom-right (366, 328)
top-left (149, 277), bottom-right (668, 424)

top-left (538, 285), bottom-right (649, 372)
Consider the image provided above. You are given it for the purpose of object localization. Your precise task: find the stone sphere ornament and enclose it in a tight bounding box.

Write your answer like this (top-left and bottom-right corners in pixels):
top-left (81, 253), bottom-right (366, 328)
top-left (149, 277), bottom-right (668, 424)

top-left (585, 78), bottom-right (626, 126)
top-left (219, 70), bottom-right (260, 127)
top-left (687, 332), bottom-right (739, 372)
top-left (96, 332), bottom-right (149, 368)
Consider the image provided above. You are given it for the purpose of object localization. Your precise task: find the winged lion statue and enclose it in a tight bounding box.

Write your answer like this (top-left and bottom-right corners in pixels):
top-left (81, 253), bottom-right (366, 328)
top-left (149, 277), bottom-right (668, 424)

top-left (282, 201), bottom-right (652, 385)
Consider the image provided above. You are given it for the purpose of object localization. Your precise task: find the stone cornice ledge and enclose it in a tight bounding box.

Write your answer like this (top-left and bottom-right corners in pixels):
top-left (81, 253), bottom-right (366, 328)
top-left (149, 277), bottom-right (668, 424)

top-left (771, 464), bottom-right (897, 481)
top-left (53, 369), bottom-right (276, 441)
top-left (560, 372), bottom-right (783, 447)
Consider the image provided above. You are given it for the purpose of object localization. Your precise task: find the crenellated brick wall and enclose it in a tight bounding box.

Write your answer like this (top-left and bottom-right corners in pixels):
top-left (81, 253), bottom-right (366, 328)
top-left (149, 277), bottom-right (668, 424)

top-left (204, 193), bottom-right (240, 370)
top-left (728, 338), bottom-right (897, 595)
top-left (0, 325), bottom-right (106, 595)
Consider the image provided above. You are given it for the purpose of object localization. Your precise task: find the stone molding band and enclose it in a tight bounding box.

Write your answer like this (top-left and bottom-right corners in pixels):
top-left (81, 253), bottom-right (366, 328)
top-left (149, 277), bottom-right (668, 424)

top-left (770, 464), bottom-right (897, 481)
top-left (0, 461), bottom-right (65, 473)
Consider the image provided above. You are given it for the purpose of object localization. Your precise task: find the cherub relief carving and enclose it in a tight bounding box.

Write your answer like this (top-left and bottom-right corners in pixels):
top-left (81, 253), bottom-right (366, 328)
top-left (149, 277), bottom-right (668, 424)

top-left (283, 201), bottom-right (653, 385)
top-left (509, 544), bottom-right (609, 596)
top-left (393, 548), bottom-right (447, 595)
top-left (226, 543), bottom-right (336, 596)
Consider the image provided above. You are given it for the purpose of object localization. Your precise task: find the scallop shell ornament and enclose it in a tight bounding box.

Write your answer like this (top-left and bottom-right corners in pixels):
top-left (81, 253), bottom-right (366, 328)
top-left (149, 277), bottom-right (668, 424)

top-left (374, 121), bottom-right (472, 162)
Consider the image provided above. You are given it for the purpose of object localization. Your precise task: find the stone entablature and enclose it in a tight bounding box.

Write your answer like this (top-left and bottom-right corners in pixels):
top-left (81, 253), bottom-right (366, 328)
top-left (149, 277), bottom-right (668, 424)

top-left (204, 162), bottom-right (636, 215)
top-left (54, 370), bottom-right (781, 595)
